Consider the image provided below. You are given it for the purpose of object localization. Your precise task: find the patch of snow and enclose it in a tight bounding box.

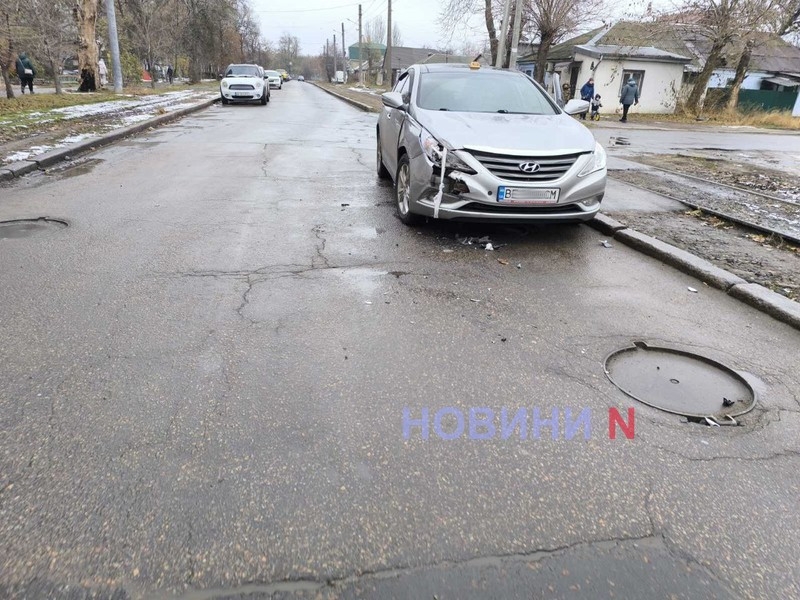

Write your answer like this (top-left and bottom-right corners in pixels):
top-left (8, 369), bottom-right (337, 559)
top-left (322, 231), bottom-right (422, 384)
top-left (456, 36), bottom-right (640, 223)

top-left (59, 133), bottom-right (95, 145)
top-left (3, 151), bottom-right (32, 163)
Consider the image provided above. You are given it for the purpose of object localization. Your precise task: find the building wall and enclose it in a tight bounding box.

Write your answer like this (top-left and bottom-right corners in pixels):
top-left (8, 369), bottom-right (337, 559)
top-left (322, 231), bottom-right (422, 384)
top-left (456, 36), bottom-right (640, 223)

top-left (571, 52), bottom-right (686, 113)
top-left (708, 69), bottom-right (770, 90)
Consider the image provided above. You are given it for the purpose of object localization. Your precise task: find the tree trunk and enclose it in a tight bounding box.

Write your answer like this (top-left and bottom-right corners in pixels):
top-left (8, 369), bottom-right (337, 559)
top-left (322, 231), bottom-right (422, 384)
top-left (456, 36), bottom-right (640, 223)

top-left (535, 30), bottom-right (555, 84)
top-left (684, 39), bottom-right (725, 115)
top-left (725, 42), bottom-right (752, 112)
top-left (484, 0), bottom-right (497, 66)
top-left (1, 11), bottom-right (14, 98)
top-left (44, 39), bottom-right (63, 95)
top-left (76, 0), bottom-right (99, 92)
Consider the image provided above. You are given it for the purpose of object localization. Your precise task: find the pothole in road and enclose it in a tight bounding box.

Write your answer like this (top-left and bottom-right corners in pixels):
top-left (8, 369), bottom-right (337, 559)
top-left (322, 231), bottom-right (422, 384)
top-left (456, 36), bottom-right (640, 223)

top-left (0, 217), bottom-right (68, 239)
top-left (604, 341), bottom-right (756, 425)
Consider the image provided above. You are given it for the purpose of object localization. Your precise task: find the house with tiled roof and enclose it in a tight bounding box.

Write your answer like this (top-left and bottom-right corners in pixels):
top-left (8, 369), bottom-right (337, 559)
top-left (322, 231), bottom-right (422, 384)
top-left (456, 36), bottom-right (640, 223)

top-left (538, 20), bottom-right (800, 113)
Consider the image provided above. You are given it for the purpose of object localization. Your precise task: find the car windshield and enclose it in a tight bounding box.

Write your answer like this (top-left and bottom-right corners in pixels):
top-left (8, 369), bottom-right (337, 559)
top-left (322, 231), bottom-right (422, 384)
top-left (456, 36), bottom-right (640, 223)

top-left (226, 65), bottom-right (260, 77)
top-left (417, 71), bottom-right (558, 115)
top-left (265, 71), bottom-right (280, 77)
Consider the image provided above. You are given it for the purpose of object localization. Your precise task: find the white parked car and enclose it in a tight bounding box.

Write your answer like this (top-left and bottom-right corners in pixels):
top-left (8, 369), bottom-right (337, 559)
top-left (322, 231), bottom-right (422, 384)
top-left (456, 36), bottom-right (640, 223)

top-left (263, 70), bottom-right (283, 89)
top-left (219, 64), bottom-right (269, 105)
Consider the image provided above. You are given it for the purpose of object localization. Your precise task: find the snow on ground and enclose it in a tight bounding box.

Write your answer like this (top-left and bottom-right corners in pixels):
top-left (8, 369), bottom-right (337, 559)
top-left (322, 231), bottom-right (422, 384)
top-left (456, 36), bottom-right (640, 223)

top-left (2, 91), bottom-right (216, 164)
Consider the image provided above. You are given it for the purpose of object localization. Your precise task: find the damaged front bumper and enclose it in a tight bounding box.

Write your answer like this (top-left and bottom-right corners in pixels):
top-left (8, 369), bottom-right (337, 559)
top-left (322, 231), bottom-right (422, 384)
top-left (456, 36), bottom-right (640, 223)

top-left (407, 149), bottom-right (606, 222)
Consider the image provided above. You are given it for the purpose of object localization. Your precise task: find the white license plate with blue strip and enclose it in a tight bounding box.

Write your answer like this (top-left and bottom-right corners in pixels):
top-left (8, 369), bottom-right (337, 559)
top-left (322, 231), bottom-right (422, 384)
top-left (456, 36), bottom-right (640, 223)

top-left (497, 187), bottom-right (559, 204)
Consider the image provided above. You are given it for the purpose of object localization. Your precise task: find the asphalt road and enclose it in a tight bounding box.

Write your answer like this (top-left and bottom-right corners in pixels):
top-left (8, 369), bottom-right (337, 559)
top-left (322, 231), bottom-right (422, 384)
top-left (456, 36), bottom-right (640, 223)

top-left (1, 82), bottom-right (799, 600)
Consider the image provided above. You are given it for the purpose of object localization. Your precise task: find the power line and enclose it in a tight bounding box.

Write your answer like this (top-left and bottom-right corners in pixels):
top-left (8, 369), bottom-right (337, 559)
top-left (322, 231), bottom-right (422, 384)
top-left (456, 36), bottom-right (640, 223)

top-left (254, 3), bottom-right (359, 14)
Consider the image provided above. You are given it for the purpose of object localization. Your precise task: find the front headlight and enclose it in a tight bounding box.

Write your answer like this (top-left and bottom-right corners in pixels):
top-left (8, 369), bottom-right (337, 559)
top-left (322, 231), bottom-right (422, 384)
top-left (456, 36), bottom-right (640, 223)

top-left (419, 128), bottom-right (475, 174)
top-left (221, 80), bottom-right (229, 89)
top-left (578, 141), bottom-right (607, 177)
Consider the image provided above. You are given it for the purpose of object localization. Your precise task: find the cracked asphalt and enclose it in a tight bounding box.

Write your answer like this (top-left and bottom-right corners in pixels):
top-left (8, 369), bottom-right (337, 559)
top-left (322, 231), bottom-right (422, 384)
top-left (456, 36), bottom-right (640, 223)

top-left (1, 82), bottom-right (799, 600)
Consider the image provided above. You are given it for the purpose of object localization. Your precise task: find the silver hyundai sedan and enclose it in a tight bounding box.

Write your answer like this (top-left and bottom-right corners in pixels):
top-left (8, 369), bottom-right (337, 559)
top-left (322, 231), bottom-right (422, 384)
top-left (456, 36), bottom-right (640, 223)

top-left (376, 63), bottom-right (607, 225)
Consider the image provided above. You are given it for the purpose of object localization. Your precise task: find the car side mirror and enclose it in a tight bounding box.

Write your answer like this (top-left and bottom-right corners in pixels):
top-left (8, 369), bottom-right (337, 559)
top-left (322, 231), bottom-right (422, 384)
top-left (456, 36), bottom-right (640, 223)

top-left (382, 91), bottom-right (406, 110)
top-left (563, 98), bottom-right (590, 116)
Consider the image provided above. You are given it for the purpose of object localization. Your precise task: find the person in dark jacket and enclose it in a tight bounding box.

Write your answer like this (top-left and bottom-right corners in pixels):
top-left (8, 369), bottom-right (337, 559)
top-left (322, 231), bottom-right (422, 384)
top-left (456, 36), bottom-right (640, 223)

top-left (579, 77), bottom-right (594, 119)
top-left (15, 52), bottom-right (36, 94)
top-left (619, 77), bottom-right (639, 122)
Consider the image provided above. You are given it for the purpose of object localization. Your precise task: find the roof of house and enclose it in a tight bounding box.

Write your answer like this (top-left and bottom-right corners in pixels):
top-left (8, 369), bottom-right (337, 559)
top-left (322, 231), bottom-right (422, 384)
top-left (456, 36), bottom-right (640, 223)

top-left (348, 42), bottom-right (386, 61)
top-left (574, 44), bottom-right (691, 63)
top-left (549, 20), bottom-right (800, 74)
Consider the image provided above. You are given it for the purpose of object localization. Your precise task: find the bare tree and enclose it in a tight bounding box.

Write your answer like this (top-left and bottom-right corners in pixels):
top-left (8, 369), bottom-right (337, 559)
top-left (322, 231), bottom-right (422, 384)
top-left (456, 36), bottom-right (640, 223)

top-left (526, 0), bottom-right (604, 82)
top-left (277, 32), bottom-right (299, 71)
top-left (75, 0), bottom-right (99, 91)
top-left (25, 0), bottom-right (75, 94)
top-left (680, 0), bottom-right (780, 114)
top-left (0, 2), bottom-right (17, 98)
top-left (392, 22), bottom-right (402, 47)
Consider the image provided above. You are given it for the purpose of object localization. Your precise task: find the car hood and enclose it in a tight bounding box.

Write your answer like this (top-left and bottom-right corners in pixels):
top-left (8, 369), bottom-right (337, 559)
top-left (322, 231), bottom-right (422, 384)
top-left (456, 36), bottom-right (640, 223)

top-left (414, 110), bottom-right (595, 155)
top-left (222, 76), bottom-right (261, 85)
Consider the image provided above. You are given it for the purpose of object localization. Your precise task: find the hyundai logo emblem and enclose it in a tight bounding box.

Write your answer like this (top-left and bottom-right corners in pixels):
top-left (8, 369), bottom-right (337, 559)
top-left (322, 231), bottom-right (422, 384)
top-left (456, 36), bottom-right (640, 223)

top-left (518, 162), bottom-right (541, 173)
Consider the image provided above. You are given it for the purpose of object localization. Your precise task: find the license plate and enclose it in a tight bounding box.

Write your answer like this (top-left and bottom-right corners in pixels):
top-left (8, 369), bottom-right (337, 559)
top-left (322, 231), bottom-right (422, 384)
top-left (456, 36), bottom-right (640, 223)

top-left (233, 92), bottom-right (251, 97)
top-left (497, 187), bottom-right (560, 204)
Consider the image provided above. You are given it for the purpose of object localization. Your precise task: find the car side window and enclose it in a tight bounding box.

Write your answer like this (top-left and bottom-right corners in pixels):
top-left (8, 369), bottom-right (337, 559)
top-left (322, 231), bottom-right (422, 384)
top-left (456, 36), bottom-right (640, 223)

top-left (393, 73), bottom-right (407, 94)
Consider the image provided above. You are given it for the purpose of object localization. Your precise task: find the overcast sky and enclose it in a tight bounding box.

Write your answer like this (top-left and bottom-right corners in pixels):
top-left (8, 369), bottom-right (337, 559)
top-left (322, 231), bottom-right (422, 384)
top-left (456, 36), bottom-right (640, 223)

top-left (249, 0), bottom-right (669, 57)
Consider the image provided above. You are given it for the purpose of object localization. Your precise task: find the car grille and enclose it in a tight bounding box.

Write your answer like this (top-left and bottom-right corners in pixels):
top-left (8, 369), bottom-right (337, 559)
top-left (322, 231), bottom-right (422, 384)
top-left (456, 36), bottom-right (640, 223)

top-left (468, 150), bottom-right (583, 183)
top-left (459, 202), bottom-right (581, 215)
top-left (229, 84), bottom-right (255, 90)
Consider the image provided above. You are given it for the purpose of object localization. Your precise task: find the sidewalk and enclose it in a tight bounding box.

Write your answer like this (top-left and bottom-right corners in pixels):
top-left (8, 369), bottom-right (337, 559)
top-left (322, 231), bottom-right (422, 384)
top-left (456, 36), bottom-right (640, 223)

top-left (0, 89), bottom-right (219, 182)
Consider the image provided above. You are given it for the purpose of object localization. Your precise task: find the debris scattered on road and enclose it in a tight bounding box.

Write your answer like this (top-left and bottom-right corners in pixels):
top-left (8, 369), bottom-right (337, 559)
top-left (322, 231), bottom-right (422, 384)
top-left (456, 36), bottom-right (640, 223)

top-left (484, 243), bottom-right (494, 251)
top-left (443, 248), bottom-right (454, 253)
top-left (687, 286), bottom-right (698, 293)
top-left (470, 298), bottom-right (480, 303)
top-left (722, 397), bottom-right (735, 407)
top-left (341, 203), bottom-right (350, 207)
top-left (600, 240), bottom-right (612, 248)
top-left (516, 263), bottom-right (522, 269)
top-left (497, 258), bottom-right (509, 265)
top-left (364, 301), bottom-right (372, 305)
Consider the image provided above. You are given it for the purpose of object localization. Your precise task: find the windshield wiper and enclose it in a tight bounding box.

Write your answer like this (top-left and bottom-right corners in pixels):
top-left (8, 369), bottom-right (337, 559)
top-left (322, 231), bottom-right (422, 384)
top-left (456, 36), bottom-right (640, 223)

top-left (496, 109), bottom-right (509, 113)
top-left (438, 108), bottom-right (449, 111)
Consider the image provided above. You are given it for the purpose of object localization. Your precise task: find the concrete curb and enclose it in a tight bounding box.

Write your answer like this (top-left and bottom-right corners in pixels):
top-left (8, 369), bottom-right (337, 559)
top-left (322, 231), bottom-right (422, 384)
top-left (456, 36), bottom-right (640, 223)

top-left (1, 97), bottom-right (219, 178)
top-left (587, 214), bottom-right (800, 331)
top-left (310, 82), bottom-right (378, 113)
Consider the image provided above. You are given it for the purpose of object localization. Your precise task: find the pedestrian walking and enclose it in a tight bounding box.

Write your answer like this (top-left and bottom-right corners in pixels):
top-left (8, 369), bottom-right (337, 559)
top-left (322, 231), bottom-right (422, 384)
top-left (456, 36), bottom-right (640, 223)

top-left (579, 77), bottom-right (594, 120)
top-left (619, 77), bottom-right (639, 123)
top-left (590, 94), bottom-right (603, 120)
top-left (98, 58), bottom-right (108, 87)
top-left (167, 66), bottom-right (174, 84)
top-left (15, 52), bottom-right (36, 94)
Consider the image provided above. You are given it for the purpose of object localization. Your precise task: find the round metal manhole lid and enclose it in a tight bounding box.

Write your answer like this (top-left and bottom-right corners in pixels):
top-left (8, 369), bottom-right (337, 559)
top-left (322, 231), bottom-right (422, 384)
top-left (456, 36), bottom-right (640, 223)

top-left (0, 218), bottom-right (68, 239)
top-left (604, 341), bottom-right (756, 419)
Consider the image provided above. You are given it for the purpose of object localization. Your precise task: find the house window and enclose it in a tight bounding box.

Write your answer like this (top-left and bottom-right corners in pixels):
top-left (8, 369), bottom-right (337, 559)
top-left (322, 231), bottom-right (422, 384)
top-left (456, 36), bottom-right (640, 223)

top-left (620, 70), bottom-right (645, 96)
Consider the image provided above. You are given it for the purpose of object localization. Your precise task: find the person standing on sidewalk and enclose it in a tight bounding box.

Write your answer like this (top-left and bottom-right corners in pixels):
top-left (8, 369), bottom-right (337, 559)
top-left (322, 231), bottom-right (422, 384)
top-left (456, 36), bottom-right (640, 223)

top-left (579, 77), bottom-right (594, 120)
top-left (619, 77), bottom-right (639, 123)
top-left (98, 58), bottom-right (108, 87)
top-left (15, 52), bottom-right (36, 94)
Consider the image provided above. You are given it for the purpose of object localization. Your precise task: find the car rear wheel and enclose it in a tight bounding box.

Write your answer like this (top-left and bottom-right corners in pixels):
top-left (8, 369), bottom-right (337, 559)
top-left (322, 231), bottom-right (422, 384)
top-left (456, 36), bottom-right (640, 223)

top-left (395, 154), bottom-right (421, 226)
top-left (376, 133), bottom-right (390, 180)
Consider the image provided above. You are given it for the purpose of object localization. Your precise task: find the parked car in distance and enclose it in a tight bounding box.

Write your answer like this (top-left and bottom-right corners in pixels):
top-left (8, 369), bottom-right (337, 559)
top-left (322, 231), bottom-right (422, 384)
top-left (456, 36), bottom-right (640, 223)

top-left (263, 70), bottom-right (283, 89)
top-left (277, 69), bottom-right (289, 82)
top-left (219, 64), bottom-right (269, 105)
top-left (376, 63), bottom-right (605, 225)
top-left (297, 75), bottom-right (305, 82)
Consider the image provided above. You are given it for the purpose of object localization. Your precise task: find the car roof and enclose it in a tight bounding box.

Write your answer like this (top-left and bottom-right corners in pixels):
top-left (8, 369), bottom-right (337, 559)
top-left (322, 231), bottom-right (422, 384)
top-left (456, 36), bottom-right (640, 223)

top-left (409, 63), bottom-right (514, 75)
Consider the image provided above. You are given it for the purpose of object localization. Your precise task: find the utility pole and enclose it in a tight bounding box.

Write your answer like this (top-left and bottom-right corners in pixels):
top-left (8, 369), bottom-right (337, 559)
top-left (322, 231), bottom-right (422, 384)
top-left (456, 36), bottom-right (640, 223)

top-left (494, 0), bottom-right (512, 68)
top-left (105, 0), bottom-right (124, 92)
top-left (509, 0), bottom-right (523, 70)
top-left (333, 33), bottom-right (337, 77)
top-left (385, 0), bottom-right (392, 86)
top-left (342, 22), bottom-right (346, 58)
top-left (358, 4), bottom-right (364, 87)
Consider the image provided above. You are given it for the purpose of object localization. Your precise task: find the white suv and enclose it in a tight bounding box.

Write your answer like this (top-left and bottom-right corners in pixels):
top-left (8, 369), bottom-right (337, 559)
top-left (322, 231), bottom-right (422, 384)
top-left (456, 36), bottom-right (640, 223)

top-left (220, 64), bottom-right (269, 105)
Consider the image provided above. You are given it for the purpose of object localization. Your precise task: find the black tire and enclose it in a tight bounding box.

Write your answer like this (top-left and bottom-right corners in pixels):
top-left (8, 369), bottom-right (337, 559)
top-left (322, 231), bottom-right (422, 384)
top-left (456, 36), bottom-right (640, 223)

top-left (376, 132), bottom-right (391, 180)
top-left (221, 96), bottom-right (229, 105)
top-left (261, 93), bottom-right (267, 105)
top-left (395, 154), bottom-right (421, 226)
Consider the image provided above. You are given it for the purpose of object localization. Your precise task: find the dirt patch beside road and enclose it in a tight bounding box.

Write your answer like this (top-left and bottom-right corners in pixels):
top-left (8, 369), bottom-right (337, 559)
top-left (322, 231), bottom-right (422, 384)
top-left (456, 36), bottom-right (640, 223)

top-left (607, 208), bottom-right (800, 300)
top-left (315, 82), bottom-right (384, 112)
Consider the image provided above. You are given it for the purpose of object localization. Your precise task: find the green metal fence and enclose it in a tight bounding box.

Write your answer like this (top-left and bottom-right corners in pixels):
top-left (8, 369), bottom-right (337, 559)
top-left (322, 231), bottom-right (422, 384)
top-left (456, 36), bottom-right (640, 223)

top-left (738, 89), bottom-right (798, 112)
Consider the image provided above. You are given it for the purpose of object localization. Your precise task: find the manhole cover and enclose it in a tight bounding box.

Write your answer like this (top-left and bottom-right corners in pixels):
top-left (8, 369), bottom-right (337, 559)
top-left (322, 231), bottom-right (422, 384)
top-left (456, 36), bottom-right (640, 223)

top-left (0, 217), bottom-right (68, 239)
top-left (604, 341), bottom-right (756, 421)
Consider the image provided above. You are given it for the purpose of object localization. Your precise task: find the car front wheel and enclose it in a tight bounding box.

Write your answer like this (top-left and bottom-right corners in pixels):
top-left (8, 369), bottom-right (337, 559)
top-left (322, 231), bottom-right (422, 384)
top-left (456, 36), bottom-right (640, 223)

top-left (395, 154), bottom-right (421, 225)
